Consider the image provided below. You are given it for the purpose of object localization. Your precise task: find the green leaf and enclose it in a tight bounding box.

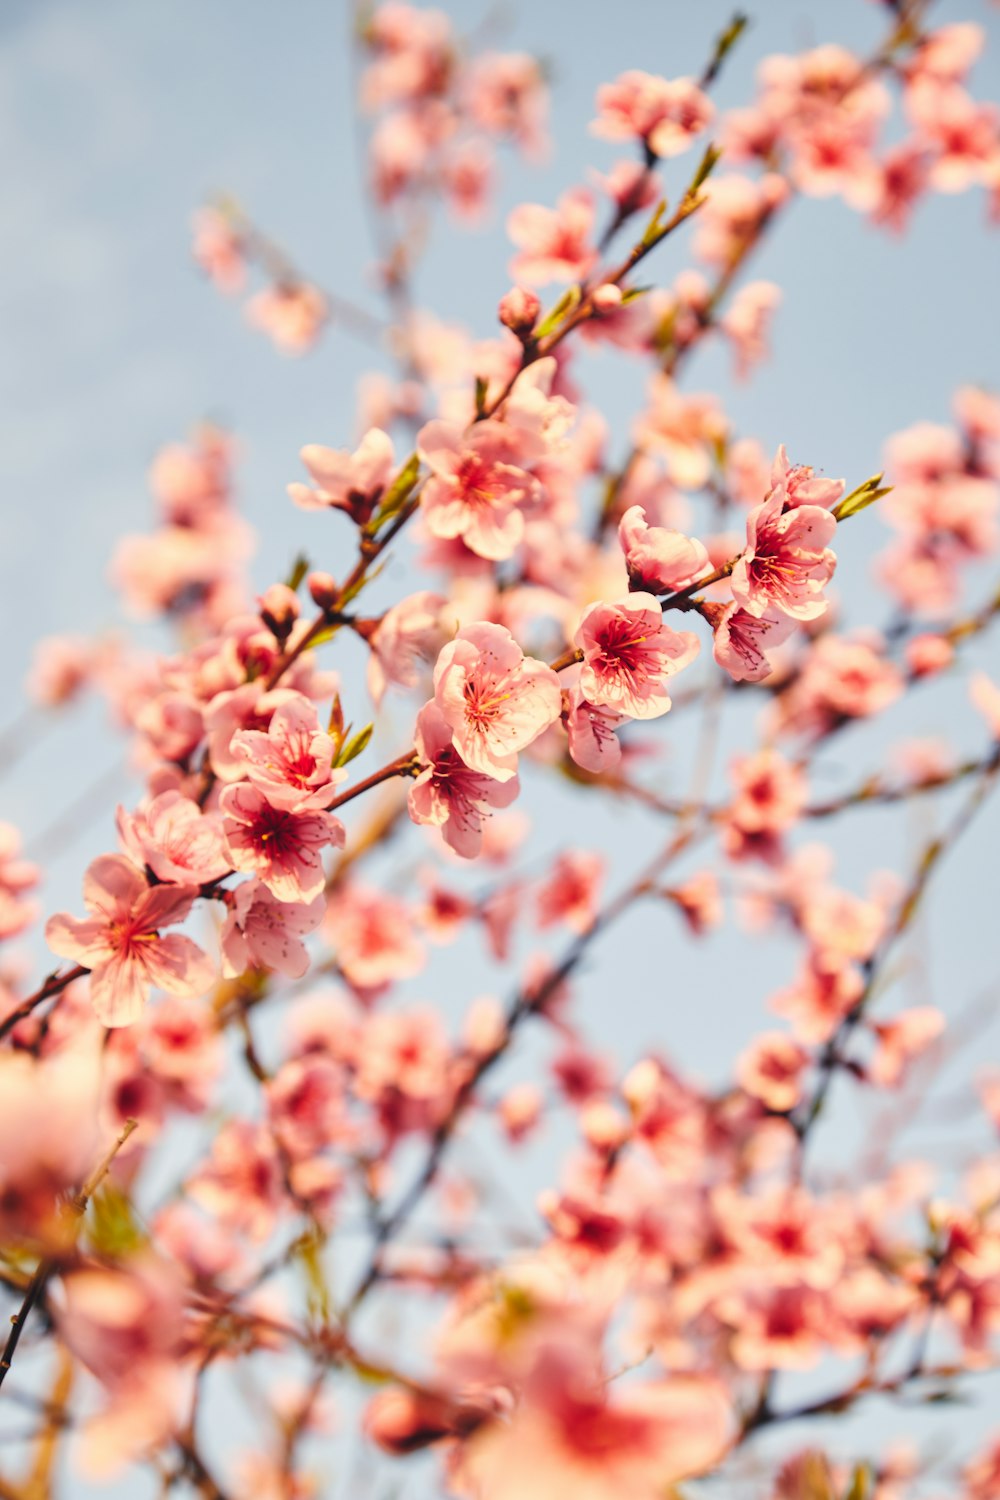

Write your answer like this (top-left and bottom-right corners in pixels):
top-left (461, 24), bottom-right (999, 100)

top-left (335, 722), bottom-right (374, 768)
top-left (620, 285), bottom-right (651, 305)
top-left (88, 1183), bottom-right (147, 1258)
top-left (284, 552), bottom-right (310, 592)
top-left (639, 198), bottom-right (668, 248)
top-left (843, 1464), bottom-right (872, 1500)
top-left (703, 13), bottom-right (749, 86)
top-left (296, 1227), bottom-right (331, 1326)
top-left (534, 285), bottom-right (581, 339)
top-left (686, 143), bottom-right (722, 198)
top-left (832, 473), bottom-right (893, 522)
top-left (327, 694), bottom-right (345, 756)
top-left (474, 375), bottom-right (489, 416)
top-left (369, 451), bottom-right (421, 534)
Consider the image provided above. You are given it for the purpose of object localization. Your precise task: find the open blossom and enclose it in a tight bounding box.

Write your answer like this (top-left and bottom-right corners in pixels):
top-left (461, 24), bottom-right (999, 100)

top-left (288, 428), bottom-right (395, 522)
top-left (220, 880), bottom-right (325, 978)
top-left (45, 855), bottom-right (214, 1027)
top-left (712, 601), bottom-right (795, 683)
top-left (324, 883), bottom-right (425, 992)
top-left (731, 488), bottom-right (838, 620)
top-left (245, 282), bottom-right (328, 354)
top-left (575, 593), bottom-right (699, 719)
top-left (116, 792), bottom-right (231, 885)
top-left (0, 823), bottom-right (40, 940)
top-left (564, 688), bottom-right (626, 774)
top-left (366, 590), bottom-right (454, 703)
top-left (230, 695), bottom-right (346, 811)
top-left (220, 783), bottom-right (343, 902)
top-left (418, 419), bottom-right (543, 560)
top-left (434, 622), bottom-right (561, 781)
top-left (409, 702), bottom-right (519, 858)
top-left (592, 71), bottom-right (714, 157)
top-left (507, 188), bottom-right (597, 285)
top-left (618, 505), bottom-right (709, 593)
top-left (737, 1031), bottom-right (810, 1112)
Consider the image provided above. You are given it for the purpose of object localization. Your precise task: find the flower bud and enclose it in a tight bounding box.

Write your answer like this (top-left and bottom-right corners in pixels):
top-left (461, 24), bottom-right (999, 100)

top-left (498, 286), bottom-right (541, 339)
top-left (258, 583), bottom-right (300, 641)
top-left (307, 571), bottom-right (339, 612)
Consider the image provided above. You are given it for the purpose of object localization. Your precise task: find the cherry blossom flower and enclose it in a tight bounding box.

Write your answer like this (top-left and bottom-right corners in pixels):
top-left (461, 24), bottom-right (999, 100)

top-left (245, 282), bottom-right (328, 354)
top-left (409, 702), bottom-right (520, 858)
top-left (220, 784), bottom-right (343, 902)
top-left (433, 622), bottom-right (561, 780)
top-left (288, 429), bottom-right (395, 521)
top-left (564, 688), bottom-right (627, 774)
top-left (418, 418), bottom-right (543, 560)
top-left (365, 590), bottom-right (454, 703)
top-left (230, 695), bottom-right (346, 812)
top-left (46, 855), bottom-right (214, 1027)
top-left (324, 883), bottom-right (425, 992)
top-left (507, 189), bottom-right (597, 285)
top-left (618, 505), bottom-right (709, 594)
top-left (731, 489), bottom-right (838, 621)
top-left (220, 880), bottom-right (325, 978)
top-left (737, 1031), bottom-right (810, 1112)
top-left (592, 71), bottom-right (714, 158)
top-left (712, 601), bottom-right (795, 683)
top-left (116, 792), bottom-right (231, 886)
top-left (575, 593), bottom-right (699, 719)
top-left (0, 822), bottom-right (40, 940)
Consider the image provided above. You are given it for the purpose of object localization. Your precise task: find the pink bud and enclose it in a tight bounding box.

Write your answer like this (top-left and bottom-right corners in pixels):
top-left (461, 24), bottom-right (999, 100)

top-left (905, 633), bottom-right (954, 678)
top-left (591, 283), bottom-right (624, 313)
top-left (308, 571), bottom-right (339, 612)
top-left (258, 583), bottom-right (300, 641)
top-left (498, 286), bottom-right (541, 338)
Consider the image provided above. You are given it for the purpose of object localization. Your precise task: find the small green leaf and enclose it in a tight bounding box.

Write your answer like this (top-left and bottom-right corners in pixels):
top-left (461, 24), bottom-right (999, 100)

top-left (686, 143), bottom-right (722, 198)
top-left (474, 375), bottom-right (489, 416)
top-left (296, 1227), bottom-right (330, 1326)
top-left (88, 1184), bottom-right (147, 1258)
top-left (335, 722), bottom-right (374, 768)
top-left (327, 694), bottom-right (345, 756)
top-left (284, 552), bottom-right (310, 592)
top-left (639, 198), bottom-right (668, 248)
top-left (832, 473), bottom-right (893, 522)
top-left (843, 1464), bottom-right (872, 1500)
top-left (620, 285), bottom-right (651, 305)
top-left (534, 285), bottom-right (581, 339)
top-left (369, 451), bottom-right (421, 534)
top-left (702, 13), bottom-right (749, 86)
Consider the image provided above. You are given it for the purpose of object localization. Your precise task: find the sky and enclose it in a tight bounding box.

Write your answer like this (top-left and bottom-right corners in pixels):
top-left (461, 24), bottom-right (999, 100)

top-left (1, 0), bottom-right (1000, 1494)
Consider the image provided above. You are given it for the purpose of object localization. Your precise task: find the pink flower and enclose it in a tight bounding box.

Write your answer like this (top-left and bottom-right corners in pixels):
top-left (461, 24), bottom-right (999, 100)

top-left (868, 1006), bottom-right (945, 1086)
top-left (507, 189), bottom-right (597, 286)
top-left (575, 594), bottom-right (699, 719)
top-left (324, 883), bottom-right (425, 993)
top-left (564, 689), bottom-right (626, 774)
top-left (732, 487), bottom-right (837, 621)
top-left (720, 281), bottom-right (781, 380)
top-left (245, 282), bottom-right (328, 354)
top-left (592, 72), bottom-right (714, 158)
top-left (220, 879), bottom-right (325, 978)
top-left (618, 505), bottom-right (709, 594)
top-left (45, 855), bottom-right (214, 1027)
top-left (220, 784), bottom-right (343, 902)
top-left (712, 601), bottom-right (795, 683)
top-left (409, 702), bottom-right (520, 858)
top-left (116, 792), bottom-right (231, 885)
top-left (434, 622), bottom-right (561, 781)
top-left (971, 672), bottom-right (1000, 740)
top-left (192, 207), bottom-right (245, 293)
top-left (418, 418), bottom-right (542, 560)
top-left (288, 429), bottom-right (395, 522)
top-left (728, 749), bottom-right (807, 836)
top-left (365, 589), bottom-right (455, 704)
top-left (737, 1030), bottom-right (810, 1112)
top-left (0, 823), bottom-right (40, 940)
top-left (230, 695), bottom-right (346, 812)
top-left (537, 851), bottom-right (604, 933)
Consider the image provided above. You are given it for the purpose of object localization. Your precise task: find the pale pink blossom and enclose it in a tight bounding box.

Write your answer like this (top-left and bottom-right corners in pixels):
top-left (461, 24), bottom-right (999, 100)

top-left (191, 207), bottom-right (245, 293)
top-left (409, 702), bottom-right (519, 858)
top-left (575, 594), bottom-right (699, 719)
top-left (868, 1006), bottom-right (945, 1086)
top-left (737, 1031), bottom-right (810, 1112)
top-left (971, 672), bottom-right (1000, 739)
top-left (230, 695), bottom-right (346, 812)
top-left (0, 822), bottom-right (40, 940)
top-left (618, 505), bottom-right (709, 594)
top-left (536, 851), bottom-right (604, 934)
top-left (507, 189), bottom-right (597, 285)
top-left (418, 418), bottom-right (542, 560)
top-left (564, 688), bottom-right (626, 774)
top-left (220, 784), bottom-right (343, 902)
top-left (731, 490), bottom-right (838, 621)
top-left (592, 71), bottom-right (714, 158)
top-left (245, 282), bottom-right (328, 354)
top-left (434, 622), bottom-right (561, 780)
top-left (288, 428), bottom-right (395, 521)
top-left (221, 880), bottom-right (325, 978)
top-left (720, 280), bottom-right (781, 379)
top-left (325, 883), bottom-right (425, 993)
top-left (712, 601), bottom-right (795, 683)
top-left (46, 855), bottom-right (214, 1027)
top-left (366, 590), bottom-right (454, 703)
top-left (116, 792), bottom-right (230, 885)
